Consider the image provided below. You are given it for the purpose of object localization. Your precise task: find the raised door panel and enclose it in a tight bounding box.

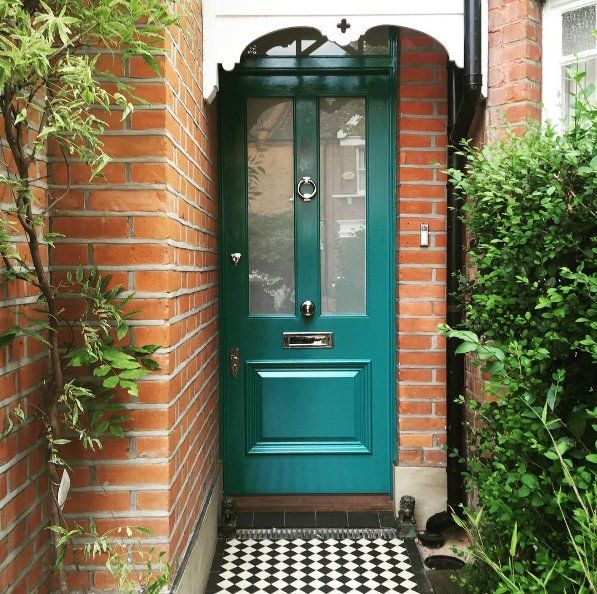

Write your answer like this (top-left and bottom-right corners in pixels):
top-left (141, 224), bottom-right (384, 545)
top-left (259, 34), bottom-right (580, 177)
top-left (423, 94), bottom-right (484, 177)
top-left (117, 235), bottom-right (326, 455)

top-left (246, 360), bottom-right (372, 454)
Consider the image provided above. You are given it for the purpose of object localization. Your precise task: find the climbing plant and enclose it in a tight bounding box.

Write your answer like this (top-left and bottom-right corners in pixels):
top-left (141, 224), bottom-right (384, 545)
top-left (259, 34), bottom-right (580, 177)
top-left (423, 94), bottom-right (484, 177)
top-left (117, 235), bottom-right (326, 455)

top-left (0, 0), bottom-right (178, 591)
top-left (444, 74), bottom-right (596, 593)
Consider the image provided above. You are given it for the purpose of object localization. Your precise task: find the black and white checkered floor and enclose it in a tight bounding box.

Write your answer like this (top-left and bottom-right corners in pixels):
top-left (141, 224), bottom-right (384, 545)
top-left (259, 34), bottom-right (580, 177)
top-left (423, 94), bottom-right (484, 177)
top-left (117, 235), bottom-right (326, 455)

top-left (206, 532), bottom-right (432, 594)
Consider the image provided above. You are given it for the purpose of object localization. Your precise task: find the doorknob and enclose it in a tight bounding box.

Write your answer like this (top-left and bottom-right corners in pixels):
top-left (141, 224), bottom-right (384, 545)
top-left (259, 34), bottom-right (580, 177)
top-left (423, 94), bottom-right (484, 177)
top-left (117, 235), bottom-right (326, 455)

top-left (300, 300), bottom-right (316, 318)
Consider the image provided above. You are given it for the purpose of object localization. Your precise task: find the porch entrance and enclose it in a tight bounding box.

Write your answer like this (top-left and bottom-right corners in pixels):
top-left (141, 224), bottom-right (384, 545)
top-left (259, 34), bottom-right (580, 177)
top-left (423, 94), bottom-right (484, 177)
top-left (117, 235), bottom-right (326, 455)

top-left (220, 36), bottom-right (395, 494)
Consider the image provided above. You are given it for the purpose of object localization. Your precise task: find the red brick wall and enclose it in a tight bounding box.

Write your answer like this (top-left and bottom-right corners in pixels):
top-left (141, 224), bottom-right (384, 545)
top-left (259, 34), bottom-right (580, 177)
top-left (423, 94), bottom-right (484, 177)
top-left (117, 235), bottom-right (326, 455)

top-left (0, 125), bottom-right (51, 592)
top-left (486, 0), bottom-right (543, 140)
top-left (1, 2), bottom-right (218, 591)
top-left (396, 30), bottom-right (448, 468)
top-left (161, 2), bottom-right (220, 568)
top-left (53, 3), bottom-right (219, 587)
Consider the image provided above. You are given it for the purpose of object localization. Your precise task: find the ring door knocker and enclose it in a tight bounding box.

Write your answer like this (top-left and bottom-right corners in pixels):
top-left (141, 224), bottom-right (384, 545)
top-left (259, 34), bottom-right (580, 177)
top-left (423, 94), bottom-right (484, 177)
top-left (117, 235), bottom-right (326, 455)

top-left (297, 176), bottom-right (317, 202)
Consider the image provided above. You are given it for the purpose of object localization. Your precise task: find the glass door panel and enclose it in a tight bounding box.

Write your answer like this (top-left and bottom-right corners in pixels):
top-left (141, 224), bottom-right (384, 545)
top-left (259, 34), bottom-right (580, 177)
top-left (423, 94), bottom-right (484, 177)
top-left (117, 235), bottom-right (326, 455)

top-left (319, 97), bottom-right (367, 315)
top-left (247, 98), bottom-right (295, 314)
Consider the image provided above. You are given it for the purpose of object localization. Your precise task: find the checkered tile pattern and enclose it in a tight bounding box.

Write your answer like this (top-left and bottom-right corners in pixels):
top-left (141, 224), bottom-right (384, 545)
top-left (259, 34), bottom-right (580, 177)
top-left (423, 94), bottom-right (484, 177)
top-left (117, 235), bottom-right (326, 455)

top-left (214, 537), bottom-right (420, 594)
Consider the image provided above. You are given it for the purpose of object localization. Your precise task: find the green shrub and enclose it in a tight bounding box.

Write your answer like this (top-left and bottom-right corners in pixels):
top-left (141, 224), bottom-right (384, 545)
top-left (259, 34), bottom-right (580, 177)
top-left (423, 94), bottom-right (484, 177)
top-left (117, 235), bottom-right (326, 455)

top-left (445, 83), bottom-right (597, 593)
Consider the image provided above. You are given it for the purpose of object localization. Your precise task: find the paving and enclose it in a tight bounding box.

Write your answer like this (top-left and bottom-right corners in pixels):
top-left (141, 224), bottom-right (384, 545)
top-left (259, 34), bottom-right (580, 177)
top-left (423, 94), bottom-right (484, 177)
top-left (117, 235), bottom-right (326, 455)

top-left (206, 512), bottom-right (434, 594)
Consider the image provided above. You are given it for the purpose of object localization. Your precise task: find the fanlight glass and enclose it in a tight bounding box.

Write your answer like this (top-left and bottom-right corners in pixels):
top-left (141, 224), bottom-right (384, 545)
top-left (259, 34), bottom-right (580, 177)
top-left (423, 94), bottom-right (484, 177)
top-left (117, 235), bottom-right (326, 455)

top-left (243, 26), bottom-right (390, 58)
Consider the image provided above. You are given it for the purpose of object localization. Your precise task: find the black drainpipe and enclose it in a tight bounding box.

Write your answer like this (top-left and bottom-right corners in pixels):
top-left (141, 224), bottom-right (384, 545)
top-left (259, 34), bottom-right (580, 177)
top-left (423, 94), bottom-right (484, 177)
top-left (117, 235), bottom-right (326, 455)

top-left (424, 0), bottom-right (482, 538)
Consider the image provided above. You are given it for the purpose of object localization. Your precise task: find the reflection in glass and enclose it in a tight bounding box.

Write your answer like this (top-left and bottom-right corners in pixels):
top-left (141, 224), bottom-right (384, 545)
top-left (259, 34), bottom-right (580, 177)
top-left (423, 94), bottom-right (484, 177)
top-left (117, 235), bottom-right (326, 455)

top-left (243, 27), bottom-right (390, 58)
top-left (320, 97), bottom-right (367, 315)
top-left (247, 98), bottom-right (295, 314)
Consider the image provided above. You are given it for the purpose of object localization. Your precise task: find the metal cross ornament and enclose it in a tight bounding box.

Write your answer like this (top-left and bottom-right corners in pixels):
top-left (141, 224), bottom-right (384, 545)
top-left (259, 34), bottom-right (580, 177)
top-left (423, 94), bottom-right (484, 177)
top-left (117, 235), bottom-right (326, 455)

top-left (336, 18), bottom-right (351, 33)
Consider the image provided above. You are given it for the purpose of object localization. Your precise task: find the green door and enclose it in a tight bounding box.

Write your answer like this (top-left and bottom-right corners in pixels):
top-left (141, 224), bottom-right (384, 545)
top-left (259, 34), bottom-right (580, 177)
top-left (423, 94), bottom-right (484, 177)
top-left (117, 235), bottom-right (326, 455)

top-left (221, 72), bottom-right (393, 494)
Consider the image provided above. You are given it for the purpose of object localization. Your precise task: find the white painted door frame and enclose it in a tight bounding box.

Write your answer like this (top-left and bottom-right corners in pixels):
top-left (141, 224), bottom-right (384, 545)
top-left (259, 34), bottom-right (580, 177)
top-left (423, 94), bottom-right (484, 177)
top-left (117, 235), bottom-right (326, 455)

top-left (202, 0), bottom-right (488, 102)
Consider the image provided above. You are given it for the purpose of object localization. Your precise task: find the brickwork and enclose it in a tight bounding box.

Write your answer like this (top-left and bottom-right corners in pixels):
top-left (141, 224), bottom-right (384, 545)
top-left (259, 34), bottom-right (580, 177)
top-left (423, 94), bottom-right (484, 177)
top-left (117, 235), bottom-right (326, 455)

top-left (53, 3), bottom-right (219, 587)
top-left (486, 0), bottom-right (543, 140)
top-left (396, 30), bottom-right (449, 468)
top-left (0, 117), bottom-right (52, 592)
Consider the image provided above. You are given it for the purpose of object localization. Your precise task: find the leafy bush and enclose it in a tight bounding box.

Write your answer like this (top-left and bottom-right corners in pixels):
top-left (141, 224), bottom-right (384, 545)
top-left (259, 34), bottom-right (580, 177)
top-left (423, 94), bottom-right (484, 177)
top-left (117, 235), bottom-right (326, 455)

top-left (446, 83), bottom-right (597, 593)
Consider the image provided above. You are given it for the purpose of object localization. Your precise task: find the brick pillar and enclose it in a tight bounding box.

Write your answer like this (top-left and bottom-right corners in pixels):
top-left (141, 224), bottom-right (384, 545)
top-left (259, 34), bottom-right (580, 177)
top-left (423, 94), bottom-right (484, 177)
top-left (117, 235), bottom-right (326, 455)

top-left (486, 0), bottom-right (543, 139)
top-left (396, 30), bottom-right (448, 468)
top-left (48, 1), bottom-right (219, 589)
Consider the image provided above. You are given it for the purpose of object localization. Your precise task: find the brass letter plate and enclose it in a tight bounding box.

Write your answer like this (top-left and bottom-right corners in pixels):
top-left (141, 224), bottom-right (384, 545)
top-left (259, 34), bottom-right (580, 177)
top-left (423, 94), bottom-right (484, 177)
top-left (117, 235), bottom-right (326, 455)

top-left (283, 332), bottom-right (334, 349)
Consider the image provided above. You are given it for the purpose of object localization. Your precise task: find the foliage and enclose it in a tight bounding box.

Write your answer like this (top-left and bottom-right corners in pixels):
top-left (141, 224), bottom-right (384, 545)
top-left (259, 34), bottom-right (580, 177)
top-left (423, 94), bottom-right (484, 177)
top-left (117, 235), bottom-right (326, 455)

top-left (445, 77), bottom-right (597, 593)
top-left (0, 0), bottom-right (178, 591)
top-left (49, 521), bottom-right (171, 593)
top-left (248, 211), bottom-right (295, 312)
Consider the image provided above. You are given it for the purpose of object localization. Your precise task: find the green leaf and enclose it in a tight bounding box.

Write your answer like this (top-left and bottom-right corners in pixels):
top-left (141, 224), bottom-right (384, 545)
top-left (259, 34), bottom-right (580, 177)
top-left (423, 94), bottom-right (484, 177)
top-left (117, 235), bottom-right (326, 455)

top-left (95, 421), bottom-right (109, 434)
top-left (140, 344), bottom-right (160, 354)
top-left (455, 342), bottom-right (478, 355)
top-left (14, 108), bottom-right (28, 126)
top-left (509, 522), bottom-right (518, 557)
top-left (118, 368), bottom-right (147, 380)
top-left (93, 365), bottom-right (112, 377)
top-left (566, 408), bottom-right (588, 439)
top-left (119, 380), bottom-right (138, 398)
top-left (91, 410), bottom-right (103, 424)
top-left (485, 360), bottom-right (504, 374)
top-left (134, 526), bottom-right (153, 535)
top-left (102, 375), bottom-right (119, 389)
top-left (109, 425), bottom-right (124, 438)
top-left (140, 358), bottom-right (160, 370)
top-left (546, 384), bottom-right (558, 411)
top-left (116, 324), bottom-right (128, 340)
top-left (586, 454), bottom-right (597, 463)
top-left (0, 328), bottom-right (19, 346)
top-left (521, 474), bottom-right (537, 489)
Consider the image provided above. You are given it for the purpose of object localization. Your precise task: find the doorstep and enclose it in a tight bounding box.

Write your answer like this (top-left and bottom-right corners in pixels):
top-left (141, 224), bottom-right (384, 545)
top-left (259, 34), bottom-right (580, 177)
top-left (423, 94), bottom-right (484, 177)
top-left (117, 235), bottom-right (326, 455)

top-left (237, 511), bottom-right (397, 530)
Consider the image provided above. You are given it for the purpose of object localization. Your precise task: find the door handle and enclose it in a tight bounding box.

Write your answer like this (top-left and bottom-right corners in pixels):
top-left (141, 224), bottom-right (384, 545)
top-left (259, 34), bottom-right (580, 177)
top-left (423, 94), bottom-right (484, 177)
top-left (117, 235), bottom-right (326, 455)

top-left (229, 348), bottom-right (239, 378)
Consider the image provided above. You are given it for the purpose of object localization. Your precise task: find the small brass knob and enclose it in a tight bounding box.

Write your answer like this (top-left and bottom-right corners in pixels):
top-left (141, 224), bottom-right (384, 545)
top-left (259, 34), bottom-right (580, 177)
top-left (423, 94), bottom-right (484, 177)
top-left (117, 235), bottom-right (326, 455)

top-left (300, 300), bottom-right (316, 318)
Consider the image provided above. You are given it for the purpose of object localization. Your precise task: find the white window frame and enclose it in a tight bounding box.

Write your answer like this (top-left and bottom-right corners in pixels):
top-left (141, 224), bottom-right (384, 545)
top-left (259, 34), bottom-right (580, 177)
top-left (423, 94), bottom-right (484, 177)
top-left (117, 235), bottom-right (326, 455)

top-left (542, 0), bottom-right (597, 124)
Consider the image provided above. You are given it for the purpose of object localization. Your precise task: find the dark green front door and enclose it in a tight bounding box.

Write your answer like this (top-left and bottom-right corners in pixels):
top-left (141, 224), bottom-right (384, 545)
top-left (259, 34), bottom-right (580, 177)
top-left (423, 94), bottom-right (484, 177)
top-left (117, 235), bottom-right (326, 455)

top-left (221, 72), bottom-right (393, 494)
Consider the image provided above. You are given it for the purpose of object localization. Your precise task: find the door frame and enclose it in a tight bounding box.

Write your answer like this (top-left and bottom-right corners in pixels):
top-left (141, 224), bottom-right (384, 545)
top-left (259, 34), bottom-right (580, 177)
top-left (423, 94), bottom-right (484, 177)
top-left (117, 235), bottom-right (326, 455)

top-left (217, 29), bottom-right (399, 496)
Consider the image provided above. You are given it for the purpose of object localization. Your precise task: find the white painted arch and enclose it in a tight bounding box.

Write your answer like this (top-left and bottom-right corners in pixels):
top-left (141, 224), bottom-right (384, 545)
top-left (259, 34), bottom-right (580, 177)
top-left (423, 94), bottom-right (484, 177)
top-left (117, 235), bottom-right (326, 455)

top-left (202, 0), bottom-right (488, 103)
